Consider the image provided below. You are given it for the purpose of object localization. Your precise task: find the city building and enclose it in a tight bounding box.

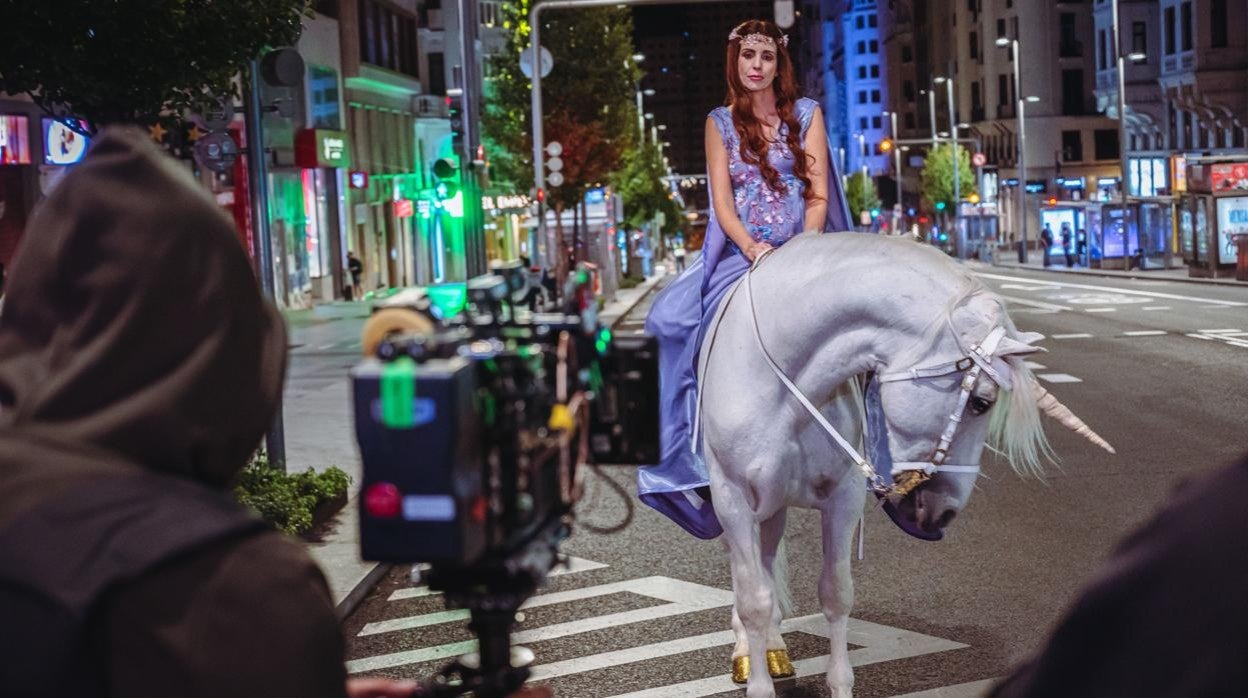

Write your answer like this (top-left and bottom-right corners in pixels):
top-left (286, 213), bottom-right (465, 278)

top-left (0, 93), bottom-right (42, 272)
top-left (827, 0), bottom-right (889, 179)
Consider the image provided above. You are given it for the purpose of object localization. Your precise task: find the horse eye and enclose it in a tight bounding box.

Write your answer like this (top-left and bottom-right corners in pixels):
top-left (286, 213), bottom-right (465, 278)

top-left (968, 395), bottom-right (993, 416)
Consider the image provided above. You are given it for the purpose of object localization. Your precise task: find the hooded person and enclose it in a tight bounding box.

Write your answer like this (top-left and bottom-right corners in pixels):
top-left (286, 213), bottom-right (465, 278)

top-left (0, 128), bottom-right (414, 698)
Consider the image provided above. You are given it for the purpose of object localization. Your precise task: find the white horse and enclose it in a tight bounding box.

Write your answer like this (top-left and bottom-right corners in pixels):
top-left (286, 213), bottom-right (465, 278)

top-left (697, 233), bottom-right (1113, 697)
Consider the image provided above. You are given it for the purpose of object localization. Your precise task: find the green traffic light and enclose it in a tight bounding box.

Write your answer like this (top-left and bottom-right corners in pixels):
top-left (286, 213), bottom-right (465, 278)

top-left (935, 201), bottom-right (947, 211)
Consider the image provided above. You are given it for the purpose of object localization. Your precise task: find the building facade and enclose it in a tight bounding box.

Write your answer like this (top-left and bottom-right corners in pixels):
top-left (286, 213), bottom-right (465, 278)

top-left (828, 0), bottom-right (889, 178)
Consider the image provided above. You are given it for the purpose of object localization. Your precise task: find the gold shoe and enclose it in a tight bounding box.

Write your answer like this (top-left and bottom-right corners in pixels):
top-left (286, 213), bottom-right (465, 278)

top-left (731, 650), bottom-right (796, 684)
top-left (731, 656), bottom-right (750, 684)
top-left (766, 649), bottom-right (796, 679)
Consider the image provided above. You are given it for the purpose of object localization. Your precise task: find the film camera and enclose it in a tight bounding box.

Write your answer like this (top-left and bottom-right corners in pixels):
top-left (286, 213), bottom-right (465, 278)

top-left (352, 262), bottom-right (660, 697)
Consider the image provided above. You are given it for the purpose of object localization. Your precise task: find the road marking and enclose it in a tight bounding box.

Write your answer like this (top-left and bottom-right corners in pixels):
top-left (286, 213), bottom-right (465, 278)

top-left (1083, 308), bottom-right (1116, 313)
top-left (1037, 373), bottom-right (1082, 384)
top-left (317, 343), bottom-right (337, 350)
top-left (1023, 361), bottom-right (1047, 370)
top-left (1186, 333), bottom-right (1213, 340)
top-left (1141, 306), bottom-right (1171, 311)
top-left (891, 677), bottom-right (1002, 698)
top-left (388, 556), bottom-right (606, 601)
top-left (1198, 328), bottom-right (1244, 333)
top-left (998, 295), bottom-right (1071, 312)
top-left (977, 273), bottom-right (1248, 307)
top-left (1050, 333), bottom-right (1093, 339)
top-left (1123, 330), bottom-right (1167, 336)
top-left (605, 615), bottom-right (966, 698)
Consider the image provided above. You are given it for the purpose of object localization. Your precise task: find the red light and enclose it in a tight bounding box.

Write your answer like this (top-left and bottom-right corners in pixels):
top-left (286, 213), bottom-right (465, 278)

top-left (363, 482), bottom-right (402, 519)
top-left (536, 188), bottom-right (546, 203)
top-left (918, 215), bottom-right (929, 224)
top-left (471, 496), bottom-right (488, 523)
top-left (445, 96), bottom-right (452, 106)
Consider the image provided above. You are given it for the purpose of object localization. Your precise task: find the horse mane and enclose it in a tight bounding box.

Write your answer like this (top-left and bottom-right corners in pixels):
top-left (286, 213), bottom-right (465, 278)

top-left (875, 259), bottom-right (1053, 478)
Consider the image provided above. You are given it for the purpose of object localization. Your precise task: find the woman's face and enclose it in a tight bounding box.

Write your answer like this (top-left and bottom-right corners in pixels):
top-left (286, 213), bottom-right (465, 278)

top-left (737, 42), bottom-right (777, 93)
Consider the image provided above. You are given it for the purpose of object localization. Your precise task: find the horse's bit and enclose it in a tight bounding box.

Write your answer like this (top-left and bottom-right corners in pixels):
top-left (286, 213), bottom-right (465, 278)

top-left (739, 248), bottom-right (1007, 500)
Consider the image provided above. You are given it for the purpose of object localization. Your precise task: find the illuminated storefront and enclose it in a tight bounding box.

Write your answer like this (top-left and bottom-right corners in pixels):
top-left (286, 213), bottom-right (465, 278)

top-left (482, 193), bottom-right (532, 264)
top-left (1182, 159), bottom-right (1248, 279)
top-left (0, 113), bottom-right (33, 269)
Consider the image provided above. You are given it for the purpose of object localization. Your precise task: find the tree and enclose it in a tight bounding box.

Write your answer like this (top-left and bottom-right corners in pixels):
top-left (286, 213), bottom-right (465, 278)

top-left (0, 0), bottom-right (309, 133)
top-left (920, 142), bottom-right (977, 212)
top-left (844, 171), bottom-right (882, 225)
top-left (614, 141), bottom-right (681, 231)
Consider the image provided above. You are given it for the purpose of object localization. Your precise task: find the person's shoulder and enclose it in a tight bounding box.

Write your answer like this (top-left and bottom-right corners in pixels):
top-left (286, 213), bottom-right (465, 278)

top-left (707, 105), bottom-right (730, 120)
top-left (797, 97), bottom-right (820, 112)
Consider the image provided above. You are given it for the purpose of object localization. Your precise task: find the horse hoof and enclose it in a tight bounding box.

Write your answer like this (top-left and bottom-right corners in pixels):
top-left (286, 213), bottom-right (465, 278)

top-left (732, 656), bottom-right (750, 684)
top-left (766, 649), bottom-right (796, 679)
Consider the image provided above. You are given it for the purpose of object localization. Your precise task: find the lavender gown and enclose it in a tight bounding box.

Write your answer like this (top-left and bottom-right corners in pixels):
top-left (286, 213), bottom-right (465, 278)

top-left (639, 98), bottom-right (853, 539)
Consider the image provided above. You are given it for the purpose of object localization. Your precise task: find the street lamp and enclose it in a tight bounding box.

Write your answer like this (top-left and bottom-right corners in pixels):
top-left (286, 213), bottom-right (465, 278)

top-left (883, 109), bottom-right (902, 224)
top-left (632, 53), bottom-right (646, 62)
top-left (1112, 0), bottom-right (1141, 269)
top-left (920, 88), bottom-right (938, 147)
top-left (996, 35), bottom-right (1029, 263)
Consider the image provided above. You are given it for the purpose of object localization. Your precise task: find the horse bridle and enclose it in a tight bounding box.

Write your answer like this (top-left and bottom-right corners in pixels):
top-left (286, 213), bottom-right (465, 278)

top-left (735, 249), bottom-right (1011, 500)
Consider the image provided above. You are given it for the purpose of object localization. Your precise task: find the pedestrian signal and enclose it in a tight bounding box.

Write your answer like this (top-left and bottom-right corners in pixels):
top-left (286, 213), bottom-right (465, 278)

top-left (433, 157), bottom-right (460, 199)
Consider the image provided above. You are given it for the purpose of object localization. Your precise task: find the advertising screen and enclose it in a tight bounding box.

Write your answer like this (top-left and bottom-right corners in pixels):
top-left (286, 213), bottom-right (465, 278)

top-left (0, 115), bottom-right (32, 165)
top-left (42, 118), bottom-right (91, 165)
top-left (1215, 196), bottom-right (1248, 265)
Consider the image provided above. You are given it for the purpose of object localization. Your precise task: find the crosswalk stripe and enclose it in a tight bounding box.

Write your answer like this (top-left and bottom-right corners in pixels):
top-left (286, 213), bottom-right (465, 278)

top-left (1141, 306), bottom-right (1170, 311)
top-left (1037, 373), bottom-right (1082, 384)
top-left (1022, 361), bottom-right (1046, 370)
top-left (1051, 333), bottom-right (1092, 339)
top-left (891, 677), bottom-right (1001, 697)
top-left (1083, 308), bottom-right (1115, 313)
top-left (1122, 330), bottom-right (1167, 336)
top-left (388, 556), bottom-right (607, 602)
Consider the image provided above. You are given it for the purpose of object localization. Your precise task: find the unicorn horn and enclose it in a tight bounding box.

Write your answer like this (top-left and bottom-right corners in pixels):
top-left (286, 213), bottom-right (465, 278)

top-left (1032, 381), bottom-right (1117, 454)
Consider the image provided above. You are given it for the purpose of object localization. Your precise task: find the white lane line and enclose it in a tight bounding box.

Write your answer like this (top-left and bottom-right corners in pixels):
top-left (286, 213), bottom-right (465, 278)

top-left (1122, 330), bottom-right (1167, 336)
top-left (1023, 361), bottom-right (1047, 370)
top-left (388, 556), bottom-right (607, 601)
top-left (1051, 333), bottom-right (1093, 339)
top-left (891, 678), bottom-right (1002, 698)
top-left (1186, 333), bottom-right (1214, 340)
top-left (349, 577), bottom-right (735, 672)
top-left (1198, 328), bottom-right (1244, 333)
top-left (605, 615), bottom-right (967, 698)
top-left (1037, 373), bottom-right (1082, 384)
top-left (1141, 306), bottom-right (1171, 311)
top-left (977, 273), bottom-right (1248, 307)
top-left (998, 295), bottom-right (1071, 312)
top-left (1084, 308), bottom-right (1116, 313)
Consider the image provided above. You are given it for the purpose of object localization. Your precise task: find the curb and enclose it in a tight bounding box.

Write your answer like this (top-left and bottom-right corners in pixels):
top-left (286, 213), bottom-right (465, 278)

top-left (332, 273), bottom-right (667, 621)
top-left (986, 261), bottom-right (1245, 287)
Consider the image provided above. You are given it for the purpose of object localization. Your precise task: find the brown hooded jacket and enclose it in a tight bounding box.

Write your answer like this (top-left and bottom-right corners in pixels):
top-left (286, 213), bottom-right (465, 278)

top-left (0, 128), bottom-right (348, 697)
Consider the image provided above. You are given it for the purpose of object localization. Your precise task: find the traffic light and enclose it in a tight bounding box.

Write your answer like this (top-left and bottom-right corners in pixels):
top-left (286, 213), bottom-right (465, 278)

top-left (446, 88), bottom-right (464, 150)
top-left (969, 192), bottom-right (981, 204)
top-left (879, 138), bottom-right (893, 154)
top-left (870, 208), bottom-right (881, 219)
top-left (935, 201), bottom-right (947, 211)
top-left (433, 156), bottom-right (460, 200)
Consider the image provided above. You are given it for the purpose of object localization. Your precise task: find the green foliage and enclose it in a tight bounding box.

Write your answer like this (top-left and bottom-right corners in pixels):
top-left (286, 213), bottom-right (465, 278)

top-left (233, 454), bottom-right (351, 535)
top-left (619, 276), bottom-right (641, 289)
top-left (482, 0), bottom-right (640, 206)
top-left (613, 141), bottom-right (682, 232)
top-left (0, 0), bottom-right (309, 132)
top-left (844, 171), bottom-right (882, 223)
top-left (920, 143), bottom-right (977, 211)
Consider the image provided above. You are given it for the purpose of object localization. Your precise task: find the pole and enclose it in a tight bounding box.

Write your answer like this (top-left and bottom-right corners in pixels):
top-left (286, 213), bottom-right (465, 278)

top-left (1014, 39), bottom-right (1028, 263)
top-left (1113, 0), bottom-right (1131, 270)
top-left (635, 87), bottom-right (645, 142)
top-left (927, 89), bottom-right (938, 148)
top-left (244, 58), bottom-right (285, 470)
top-left (946, 78), bottom-right (961, 257)
top-left (891, 111), bottom-right (901, 214)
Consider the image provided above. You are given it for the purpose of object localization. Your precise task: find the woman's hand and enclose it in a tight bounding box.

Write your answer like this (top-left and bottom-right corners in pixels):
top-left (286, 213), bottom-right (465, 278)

top-left (743, 240), bottom-right (774, 262)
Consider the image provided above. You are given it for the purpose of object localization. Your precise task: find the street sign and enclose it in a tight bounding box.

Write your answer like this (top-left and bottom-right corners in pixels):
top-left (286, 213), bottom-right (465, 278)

top-left (971, 152), bottom-right (986, 167)
top-left (546, 171), bottom-right (565, 187)
top-left (546, 141), bottom-right (562, 157)
top-left (546, 156), bottom-right (563, 172)
top-left (193, 132), bottom-right (238, 173)
top-left (520, 45), bottom-right (554, 79)
top-left (201, 95), bottom-right (235, 131)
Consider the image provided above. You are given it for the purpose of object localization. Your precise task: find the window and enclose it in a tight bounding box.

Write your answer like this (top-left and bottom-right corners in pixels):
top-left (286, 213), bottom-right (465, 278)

top-left (971, 81), bottom-right (982, 108)
top-left (427, 52), bottom-right (446, 96)
top-left (858, 66), bottom-right (867, 79)
top-left (1212, 0), bottom-right (1228, 48)
top-left (970, 31), bottom-right (979, 59)
top-left (869, 40), bottom-right (879, 53)
top-left (1012, 17), bottom-right (1019, 40)
top-left (873, 115), bottom-right (882, 128)
top-left (902, 45), bottom-right (913, 62)
top-left (998, 74), bottom-right (1010, 106)
top-left (860, 117), bottom-right (869, 129)
top-left (1094, 129), bottom-right (1120, 160)
top-left (1062, 69), bottom-right (1085, 115)
top-left (1132, 22), bottom-right (1147, 60)
top-left (1164, 6), bottom-right (1176, 55)
top-left (856, 15), bottom-right (865, 29)
top-left (1098, 30), bottom-right (1106, 70)
top-left (870, 65), bottom-right (879, 77)
top-left (858, 90), bottom-right (867, 104)
top-left (871, 89), bottom-right (881, 103)
top-left (997, 18), bottom-right (1006, 38)
top-left (868, 14), bottom-right (878, 27)
top-left (1059, 13), bottom-right (1078, 56)
top-left (1181, 1), bottom-right (1192, 51)
top-left (905, 113), bottom-right (916, 129)
top-left (857, 41), bottom-right (866, 54)
top-left (358, 0), bottom-right (419, 78)
top-left (1061, 130), bottom-right (1083, 161)
top-left (904, 80), bottom-right (914, 100)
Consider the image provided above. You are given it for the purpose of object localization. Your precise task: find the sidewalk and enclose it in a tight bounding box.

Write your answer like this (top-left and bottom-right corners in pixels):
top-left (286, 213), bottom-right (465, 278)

top-left (980, 250), bottom-right (1245, 287)
top-left (288, 271), bottom-right (670, 618)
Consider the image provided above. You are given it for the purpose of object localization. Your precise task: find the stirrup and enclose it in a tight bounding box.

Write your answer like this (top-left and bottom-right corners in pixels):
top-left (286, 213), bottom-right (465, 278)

top-left (731, 649), bottom-right (796, 684)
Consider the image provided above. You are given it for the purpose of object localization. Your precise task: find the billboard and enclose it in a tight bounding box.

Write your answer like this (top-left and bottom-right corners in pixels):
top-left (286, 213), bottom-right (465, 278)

top-left (42, 118), bottom-right (91, 165)
top-left (0, 115), bottom-right (32, 165)
top-left (1215, 196), bottom-right (1248, 265)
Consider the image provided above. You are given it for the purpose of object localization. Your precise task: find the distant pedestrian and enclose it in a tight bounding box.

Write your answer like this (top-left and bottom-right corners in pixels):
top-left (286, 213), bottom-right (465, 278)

top-left (673, 244), bottom-right (687, 273)
top-left (1041, 224), bottom-right (1055, 267)
top-left (1060, 223), bottom-right (1073, 267)
top-left (1076, 228), bottom-right (1088, 266)
top-left (346, 250), bottom-right (363, 300)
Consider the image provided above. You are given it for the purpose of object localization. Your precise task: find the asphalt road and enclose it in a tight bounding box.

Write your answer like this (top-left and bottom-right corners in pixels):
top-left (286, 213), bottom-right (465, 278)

top-left (341, 263), bottom-right (1248, 697)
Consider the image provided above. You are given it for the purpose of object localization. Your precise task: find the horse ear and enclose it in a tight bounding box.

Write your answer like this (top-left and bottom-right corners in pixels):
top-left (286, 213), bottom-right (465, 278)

top-left (995, 335), bottom-right (1046, 357)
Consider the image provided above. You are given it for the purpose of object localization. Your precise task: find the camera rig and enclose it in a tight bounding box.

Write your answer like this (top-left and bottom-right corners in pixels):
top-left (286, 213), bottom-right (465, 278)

top-left (352, 263), bottom-right (660, 697)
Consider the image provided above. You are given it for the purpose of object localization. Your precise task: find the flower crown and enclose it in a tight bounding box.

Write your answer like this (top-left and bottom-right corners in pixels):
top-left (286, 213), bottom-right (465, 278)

top-left (728, 29), bottom-right (788, 48)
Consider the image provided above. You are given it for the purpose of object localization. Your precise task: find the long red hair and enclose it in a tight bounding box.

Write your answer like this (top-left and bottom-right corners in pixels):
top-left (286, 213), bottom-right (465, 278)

top-left (724, 19), bottom-right (818, 202)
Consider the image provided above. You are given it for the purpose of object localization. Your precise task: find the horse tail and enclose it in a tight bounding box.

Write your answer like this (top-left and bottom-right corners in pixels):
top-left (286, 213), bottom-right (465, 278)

top-left (772, 537), bottom-right (794, 617)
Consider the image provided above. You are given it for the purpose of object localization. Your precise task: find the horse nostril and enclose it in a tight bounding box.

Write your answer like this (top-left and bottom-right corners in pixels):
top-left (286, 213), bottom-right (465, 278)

top-left (936, 509), bottom-right (957, 529)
